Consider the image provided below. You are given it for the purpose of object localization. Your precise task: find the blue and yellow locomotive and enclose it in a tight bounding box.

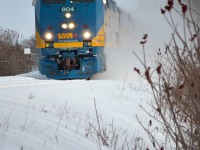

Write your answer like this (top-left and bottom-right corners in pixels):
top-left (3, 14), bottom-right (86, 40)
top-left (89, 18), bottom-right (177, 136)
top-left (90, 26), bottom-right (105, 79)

top-left (33, 0), bottom-right (131, 79)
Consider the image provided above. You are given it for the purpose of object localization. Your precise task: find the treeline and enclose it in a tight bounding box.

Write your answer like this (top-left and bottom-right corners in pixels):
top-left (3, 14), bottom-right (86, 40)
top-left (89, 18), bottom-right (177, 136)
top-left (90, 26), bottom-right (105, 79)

top-left (0, 27), bottom-right (36, 76)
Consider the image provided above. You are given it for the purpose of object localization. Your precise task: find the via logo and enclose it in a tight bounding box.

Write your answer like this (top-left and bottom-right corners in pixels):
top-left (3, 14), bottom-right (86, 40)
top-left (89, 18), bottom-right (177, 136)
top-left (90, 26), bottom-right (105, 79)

top-left (58, 33), bottom-right (73, 39)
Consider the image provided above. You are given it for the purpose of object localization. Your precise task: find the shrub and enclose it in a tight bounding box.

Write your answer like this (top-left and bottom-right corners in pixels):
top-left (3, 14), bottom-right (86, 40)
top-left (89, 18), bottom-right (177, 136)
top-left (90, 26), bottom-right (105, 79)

top-left (134, 0), bottom-right (200, 149)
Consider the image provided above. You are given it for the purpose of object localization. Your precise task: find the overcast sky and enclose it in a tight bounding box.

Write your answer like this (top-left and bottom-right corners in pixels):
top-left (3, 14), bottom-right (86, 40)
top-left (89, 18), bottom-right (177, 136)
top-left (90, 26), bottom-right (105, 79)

top-left (0, 0), bottom-right (35, 39)
top-left (0, 0), bottom-right (143, 38)
top-left (0, 0), bottom-right (165, 40)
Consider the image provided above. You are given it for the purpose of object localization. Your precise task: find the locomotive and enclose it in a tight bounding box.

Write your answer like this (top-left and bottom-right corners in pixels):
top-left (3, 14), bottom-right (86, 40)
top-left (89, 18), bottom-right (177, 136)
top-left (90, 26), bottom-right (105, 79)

top-left (32, 0), bottom-right (132, 79)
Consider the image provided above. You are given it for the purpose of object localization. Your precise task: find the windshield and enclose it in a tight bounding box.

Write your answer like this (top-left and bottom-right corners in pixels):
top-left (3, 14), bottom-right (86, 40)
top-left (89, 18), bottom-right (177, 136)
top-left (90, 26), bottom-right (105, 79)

top-left (42, 0), bottom-right (66, 4)
top-left (70, 0), bottom-right (94, 3)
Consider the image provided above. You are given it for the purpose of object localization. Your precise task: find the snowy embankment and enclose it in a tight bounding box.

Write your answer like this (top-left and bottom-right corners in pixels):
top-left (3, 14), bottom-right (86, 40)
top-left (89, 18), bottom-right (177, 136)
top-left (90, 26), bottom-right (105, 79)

top-left (0, 71), bottom-right (153, 150)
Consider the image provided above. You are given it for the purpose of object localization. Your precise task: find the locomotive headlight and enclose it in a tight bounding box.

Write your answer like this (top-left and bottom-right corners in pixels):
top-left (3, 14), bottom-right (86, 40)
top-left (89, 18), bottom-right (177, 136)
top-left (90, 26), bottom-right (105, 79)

top-left (68, 23), bottom-right (75, 29)
top-left (65, 13), bottom-right (71, 18)
top-left (61, 23), bottom-right (68, 29)
top-left (44, 32), bottom-right (53, 40)
top-left (83, 31), bottom-right (91, 39)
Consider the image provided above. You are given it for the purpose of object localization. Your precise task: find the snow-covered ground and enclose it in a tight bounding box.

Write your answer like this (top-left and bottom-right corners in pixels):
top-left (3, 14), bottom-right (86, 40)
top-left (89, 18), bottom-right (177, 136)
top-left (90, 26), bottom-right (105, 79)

top-left (0, 0), bottom-right (178, 149)
top-left (0, 71), bottom-right (153, 150)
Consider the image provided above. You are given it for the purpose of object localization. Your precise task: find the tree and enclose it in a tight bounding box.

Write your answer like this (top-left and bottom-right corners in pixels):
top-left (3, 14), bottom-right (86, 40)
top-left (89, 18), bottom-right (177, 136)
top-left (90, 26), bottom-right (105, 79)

top-left (21, 35), bottom-right (36, 51)
top-left (0, 27), bottom-right (35, 76)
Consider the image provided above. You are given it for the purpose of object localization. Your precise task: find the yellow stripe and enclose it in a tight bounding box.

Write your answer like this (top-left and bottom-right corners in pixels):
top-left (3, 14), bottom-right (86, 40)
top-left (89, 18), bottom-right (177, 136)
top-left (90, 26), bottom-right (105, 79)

top-left (54, 41), bottom-right (105, 48)
top-left (92, 25), bottom-right (106, 47)
top-left (93, 36), bottom-right (105, 41)
top-left (54, 42), bottom-right (83, 48)
top-left (92, 42), bottom-right (105, 47)
top-left (36, 31), bottom-right (45, 48)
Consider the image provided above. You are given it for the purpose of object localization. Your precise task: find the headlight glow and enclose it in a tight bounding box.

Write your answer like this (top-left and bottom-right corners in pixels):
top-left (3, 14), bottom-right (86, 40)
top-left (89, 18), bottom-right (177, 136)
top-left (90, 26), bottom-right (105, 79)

top-left (65, 13), bottom-right (71, 18)
top-left (68, 23), bottom-right (75, 29)
top-left (45, 32), bottom-right (53, 40)
top-left (83, 31), bottom-right (91, 39)
top-left (61, 23), bottom-right (68, 29)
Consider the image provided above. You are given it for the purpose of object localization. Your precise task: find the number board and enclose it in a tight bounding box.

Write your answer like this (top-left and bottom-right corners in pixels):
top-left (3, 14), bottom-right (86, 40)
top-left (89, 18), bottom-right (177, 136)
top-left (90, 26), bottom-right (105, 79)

top-left (61, 6), bottom-right (76, 12)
